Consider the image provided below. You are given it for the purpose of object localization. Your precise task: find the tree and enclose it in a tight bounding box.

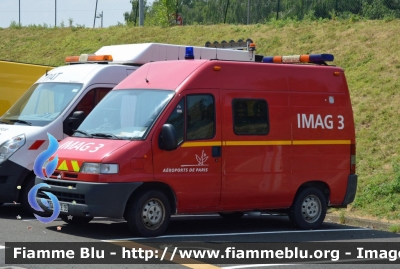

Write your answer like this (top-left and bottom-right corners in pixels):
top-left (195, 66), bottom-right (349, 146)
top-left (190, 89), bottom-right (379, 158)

top-left (145, 0), bottom-right (184, 26)
top-left (124, 0), bottom-right (148, 26)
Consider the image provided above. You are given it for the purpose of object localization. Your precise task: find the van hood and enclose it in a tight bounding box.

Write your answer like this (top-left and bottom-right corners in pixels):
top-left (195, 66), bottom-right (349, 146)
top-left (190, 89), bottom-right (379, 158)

top-left (55, 137), bottom-right (131, 172)
top-left (0, 124), bottom-right (42, 144)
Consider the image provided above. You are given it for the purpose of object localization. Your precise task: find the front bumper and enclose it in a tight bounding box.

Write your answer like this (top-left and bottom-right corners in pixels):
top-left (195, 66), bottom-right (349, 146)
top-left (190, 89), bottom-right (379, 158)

top-left (35, 177), bottom-right (142, 218)
top-left (0, 160), bottom-right (30, 203)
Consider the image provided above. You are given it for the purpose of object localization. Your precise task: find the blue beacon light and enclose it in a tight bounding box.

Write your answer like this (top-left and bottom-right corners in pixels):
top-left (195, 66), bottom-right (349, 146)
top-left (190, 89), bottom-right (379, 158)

top-left (185, 47), bottom-right (195, 60)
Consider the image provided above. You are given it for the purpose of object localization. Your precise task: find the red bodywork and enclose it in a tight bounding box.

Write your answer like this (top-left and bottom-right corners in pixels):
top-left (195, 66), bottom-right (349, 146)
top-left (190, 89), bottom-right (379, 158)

top-left (54, 59), bottom-right (356, 213)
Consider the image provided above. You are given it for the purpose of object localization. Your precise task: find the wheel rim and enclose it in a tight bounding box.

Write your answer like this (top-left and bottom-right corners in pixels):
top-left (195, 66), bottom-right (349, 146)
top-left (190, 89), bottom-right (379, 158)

top-left (301, 195), bottom-right (322, 223)
top-left (141, 198), bottom-right (165, 230)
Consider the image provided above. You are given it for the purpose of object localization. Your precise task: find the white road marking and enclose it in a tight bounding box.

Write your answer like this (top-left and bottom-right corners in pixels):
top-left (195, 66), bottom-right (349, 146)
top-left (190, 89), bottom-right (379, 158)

top-left (102, 228), bottom-right (369, 242)
top-left (0, 245), bottom-right (5, 250)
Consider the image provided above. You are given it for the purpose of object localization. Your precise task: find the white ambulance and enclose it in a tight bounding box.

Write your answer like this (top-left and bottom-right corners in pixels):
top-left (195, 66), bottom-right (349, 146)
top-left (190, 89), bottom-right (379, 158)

top-left (0, 41), bottom-right (257, 212)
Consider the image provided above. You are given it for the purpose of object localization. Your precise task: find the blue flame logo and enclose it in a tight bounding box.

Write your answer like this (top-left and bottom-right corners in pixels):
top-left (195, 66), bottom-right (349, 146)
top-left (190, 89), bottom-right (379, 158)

top-left (28, 133), bottom-right (60, 223)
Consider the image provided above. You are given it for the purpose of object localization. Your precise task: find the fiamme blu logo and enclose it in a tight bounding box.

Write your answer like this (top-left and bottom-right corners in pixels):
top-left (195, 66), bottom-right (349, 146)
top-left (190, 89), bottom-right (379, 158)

top-left (28, 133), bottom-right (60, 223)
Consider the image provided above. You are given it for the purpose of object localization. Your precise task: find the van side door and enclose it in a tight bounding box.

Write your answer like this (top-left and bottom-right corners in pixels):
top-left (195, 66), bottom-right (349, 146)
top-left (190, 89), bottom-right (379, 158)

top-left (153, 90), bottom-right (222, 211)
top-left (220, 91), bottom-right (292, 210)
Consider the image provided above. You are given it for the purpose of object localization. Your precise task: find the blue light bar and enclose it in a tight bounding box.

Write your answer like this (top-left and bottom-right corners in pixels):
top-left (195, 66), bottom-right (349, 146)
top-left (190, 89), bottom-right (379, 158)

top-left (262, 57), bottom-right (274, 63)
top-left (262, 54), bottom-right (334, 64)
top-left (309, 54), bottom-right (334, 62)
top-left (185, 47), bottom-right (194, 60)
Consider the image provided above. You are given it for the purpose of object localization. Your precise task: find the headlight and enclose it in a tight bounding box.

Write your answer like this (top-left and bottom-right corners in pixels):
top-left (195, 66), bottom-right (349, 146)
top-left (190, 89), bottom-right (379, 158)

top-left (100, 164), bottom-right (119, 174)
top-left (80, 163), bottom-right (119, 174)
top-left (0, 134), bottom-right (26, 164)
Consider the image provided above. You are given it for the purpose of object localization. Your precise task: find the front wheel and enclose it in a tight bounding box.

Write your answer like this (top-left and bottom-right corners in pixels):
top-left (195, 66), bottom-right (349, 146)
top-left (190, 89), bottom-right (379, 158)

top-left (125, 190), bottom-right (171, 237)
top-left (289, 187), bottom-right (326, 230)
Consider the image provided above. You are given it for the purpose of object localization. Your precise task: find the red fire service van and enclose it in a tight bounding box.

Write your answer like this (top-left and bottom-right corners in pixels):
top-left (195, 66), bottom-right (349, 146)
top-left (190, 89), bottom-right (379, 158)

top-left (36, 47), bottom-right (357, 237)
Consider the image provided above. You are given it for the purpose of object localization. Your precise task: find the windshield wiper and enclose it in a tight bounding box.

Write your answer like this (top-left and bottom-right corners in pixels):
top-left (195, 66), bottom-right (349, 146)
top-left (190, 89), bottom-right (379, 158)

top-left (91, 133), bottom-right (121, 140)
top-left (73, 129), bottom-right (93, 138)
top-left (10, 119), bottom-right (32, 126)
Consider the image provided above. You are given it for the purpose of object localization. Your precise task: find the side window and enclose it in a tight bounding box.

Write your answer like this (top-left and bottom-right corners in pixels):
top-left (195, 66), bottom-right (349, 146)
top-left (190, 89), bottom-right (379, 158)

top-left (75, 90), bottom-right (95, 117)
top-left (75, 88), bottom-right (112, 117)
top-left (187, 94), bottom-right (215, 140)
top-left (63, 88), bottom-right (112, 135)
top-left (232, 98), bottom-right (269, 135)
top-left (165, 98), bottom-right (185, 145)
top-left (95, 88), bottom-right (111, 104)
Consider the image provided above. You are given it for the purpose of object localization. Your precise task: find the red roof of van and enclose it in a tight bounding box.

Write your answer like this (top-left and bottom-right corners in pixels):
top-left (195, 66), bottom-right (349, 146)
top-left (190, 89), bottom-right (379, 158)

top-left (115, 59), bottom-right (347, 94)
top-left (114, 60), bottom-right (207, 91)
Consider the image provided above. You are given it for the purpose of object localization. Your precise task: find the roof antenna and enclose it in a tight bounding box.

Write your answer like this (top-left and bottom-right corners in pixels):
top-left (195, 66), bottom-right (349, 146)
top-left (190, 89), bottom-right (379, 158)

top-left (45, 60), bottom-right (51, 76)
top-left (200, 48), bottom-right (202, 59)
top-left (178, 47), bottom-right (180, 60)
top-left (215, 47), bottom-right (218, 60)
top-left (145, 62), bottom-right (151, 83)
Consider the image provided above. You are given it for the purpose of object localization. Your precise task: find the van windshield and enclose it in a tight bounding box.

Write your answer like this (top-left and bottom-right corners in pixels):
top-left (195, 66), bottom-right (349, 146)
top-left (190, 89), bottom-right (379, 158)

top-left (75, 89), bottom-right (174, 140)
top-left (0, 83), bottom-right (83, 127)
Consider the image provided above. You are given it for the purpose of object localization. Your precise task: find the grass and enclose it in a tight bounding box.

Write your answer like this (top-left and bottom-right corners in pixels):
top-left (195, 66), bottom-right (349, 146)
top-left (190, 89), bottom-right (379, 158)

top-left (339, 210), bottom-right (346, 225)
top-left (1, 18), bottom-right (400, 221)
top-left (389, 225), bottom-right (400, 233)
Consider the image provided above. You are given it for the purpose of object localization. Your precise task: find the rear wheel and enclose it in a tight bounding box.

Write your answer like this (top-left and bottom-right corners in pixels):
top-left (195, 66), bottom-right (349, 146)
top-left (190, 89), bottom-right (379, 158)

top-left (60, 215), bottom-right (93, 225)
top-left (289, 187), bottom-right (326, 230)
top-left (126, 190), bottom-right (171, 237)
top-left (219, 212), bottom-right (244, 219)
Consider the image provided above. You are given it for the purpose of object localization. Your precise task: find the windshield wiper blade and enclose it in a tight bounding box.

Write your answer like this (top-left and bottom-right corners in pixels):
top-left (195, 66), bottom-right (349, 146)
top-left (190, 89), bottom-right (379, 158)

top-left (73, 129), bottom-right (93, 138)
top-left (91, 133), bottom-right (121, 140)
top-left (10, 119), bottom-right (32, 126)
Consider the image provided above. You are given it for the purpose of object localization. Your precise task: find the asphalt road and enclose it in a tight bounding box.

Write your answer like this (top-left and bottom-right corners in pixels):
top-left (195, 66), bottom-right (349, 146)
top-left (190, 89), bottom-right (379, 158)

top-left (1, 203), bottom-right (400, 269)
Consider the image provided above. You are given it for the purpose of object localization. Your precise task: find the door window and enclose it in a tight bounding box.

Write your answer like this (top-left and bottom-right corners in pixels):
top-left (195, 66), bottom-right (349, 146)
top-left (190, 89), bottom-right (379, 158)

top-left (187, 95), bottom-right (215, 140)
top-left (232, 98), bottom-right (269, 135)
top-left (165, 98), bottom-right (185, 145)
top-left (164, 94), bottom-right (215, 144)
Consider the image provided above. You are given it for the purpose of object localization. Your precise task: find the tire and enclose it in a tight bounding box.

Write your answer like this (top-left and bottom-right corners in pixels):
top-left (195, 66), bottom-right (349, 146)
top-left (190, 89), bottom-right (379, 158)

top-left (125, 190), bottom-right (171, 237)
top-left (289, 187), bottom-right (326, 230)
top-left (219, 212), bottom-right (244, 219)
top-left (60, 215), bottom-right (93, 225)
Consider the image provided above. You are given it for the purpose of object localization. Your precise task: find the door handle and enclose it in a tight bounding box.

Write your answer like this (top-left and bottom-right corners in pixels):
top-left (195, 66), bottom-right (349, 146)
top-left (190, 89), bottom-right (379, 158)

top-left (212, 146), bottom-right (221, 157)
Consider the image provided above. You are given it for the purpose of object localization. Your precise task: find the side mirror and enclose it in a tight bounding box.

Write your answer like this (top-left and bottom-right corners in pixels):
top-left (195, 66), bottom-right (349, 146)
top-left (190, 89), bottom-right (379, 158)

top-left (68, 111), bottom-right (86, 131)
top-left (159, 124), bottom-right (178, 151)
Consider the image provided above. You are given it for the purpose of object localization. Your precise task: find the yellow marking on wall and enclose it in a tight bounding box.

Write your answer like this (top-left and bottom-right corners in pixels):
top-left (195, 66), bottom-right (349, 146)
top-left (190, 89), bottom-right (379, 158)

top-left (182, 141), bottom-right (222, 147)
top-left (71, 160), bottom-right (80, 172)
top-left (293, 140), bottom-right (351, 145)
top-left (181, 140), bottom-right (351, 147)
top-left (57, 160), bottom-right (68, 171)
top-left (225, 140), bottom-right (292, 146)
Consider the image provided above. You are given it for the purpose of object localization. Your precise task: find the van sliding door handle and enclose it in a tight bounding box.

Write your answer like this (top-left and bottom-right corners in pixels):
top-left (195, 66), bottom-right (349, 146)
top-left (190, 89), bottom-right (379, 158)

top-left (212, 146), bottom-right (221, 157)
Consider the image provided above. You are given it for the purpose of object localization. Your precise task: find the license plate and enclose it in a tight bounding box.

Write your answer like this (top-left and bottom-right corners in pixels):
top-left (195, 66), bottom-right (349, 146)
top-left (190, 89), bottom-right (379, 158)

top-left (48, 201), bottom-right (68, 213)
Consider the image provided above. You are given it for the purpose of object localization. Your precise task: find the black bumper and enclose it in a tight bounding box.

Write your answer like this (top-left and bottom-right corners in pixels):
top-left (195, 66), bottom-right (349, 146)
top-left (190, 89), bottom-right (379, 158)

top-left (342, 174), bottom-right (358, 205)
top-left (0, 160), bottom-right (30, 203)
top-left (35, 177), bottom-right (142, 218)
